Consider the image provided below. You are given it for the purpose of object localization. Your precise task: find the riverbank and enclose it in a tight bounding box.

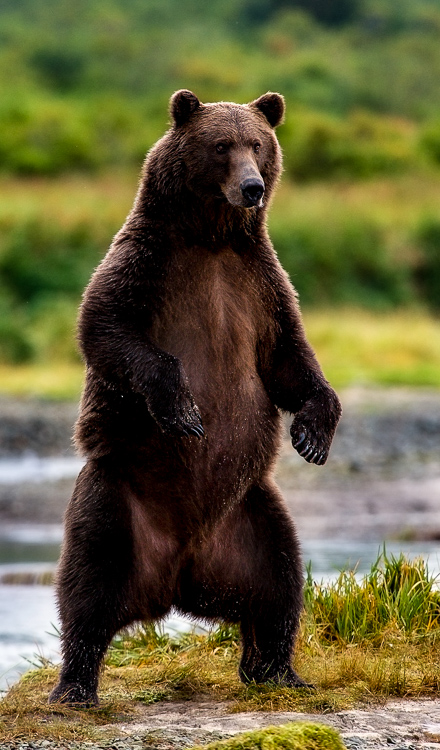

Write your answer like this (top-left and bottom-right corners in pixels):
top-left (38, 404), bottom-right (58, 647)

top-left (2, 525), bottom-right (440, 748)
top-left (0, 387), bottom-right (439, 540)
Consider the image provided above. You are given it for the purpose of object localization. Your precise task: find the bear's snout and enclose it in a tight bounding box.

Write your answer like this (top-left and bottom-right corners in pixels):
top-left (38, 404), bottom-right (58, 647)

top-left (240, 178), bottom-right (265, 207)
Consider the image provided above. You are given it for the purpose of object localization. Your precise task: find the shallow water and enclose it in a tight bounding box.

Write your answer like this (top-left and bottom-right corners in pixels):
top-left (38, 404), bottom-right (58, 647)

top-left (0, 454), bottom-right (83, 484)
top-left (1, 524), bottom-right (440, 694)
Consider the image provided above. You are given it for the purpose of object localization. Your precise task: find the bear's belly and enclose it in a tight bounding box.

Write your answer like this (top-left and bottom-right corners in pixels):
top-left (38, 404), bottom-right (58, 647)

top-left (135, 370), bottom-right (280, 528)
top-left (145, 250), bottom-right (280, 503)
top-left (156, 320), bottom-right (281, 501)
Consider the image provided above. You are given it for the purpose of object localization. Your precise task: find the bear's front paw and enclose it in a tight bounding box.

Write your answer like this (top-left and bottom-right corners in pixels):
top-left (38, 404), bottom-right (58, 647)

top-left (290, 388), bottom-right (341, 465)
top-left (155, 398), bottom-right (204, 439)
top-left (145, 357), bottom-right (205, 439)
top-left (291, 422), bottom-right (329, 465)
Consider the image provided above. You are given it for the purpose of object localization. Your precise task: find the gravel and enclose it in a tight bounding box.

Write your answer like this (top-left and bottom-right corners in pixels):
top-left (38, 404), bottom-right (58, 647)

top-left (3, 698), bottom-right (439, 750)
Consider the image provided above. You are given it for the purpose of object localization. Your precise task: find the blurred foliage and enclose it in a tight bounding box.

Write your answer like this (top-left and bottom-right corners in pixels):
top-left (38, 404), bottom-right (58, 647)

top-left (0, 0), bottom-right (440, 375)
top-left (273, 214), bottom-right (411, 308)
top-left (1, 0), bottom-right (440, 173)
top-left (413, 218), bottom-right (440, 309)
top-left (281, 110), bottom-right (416, 182)
top-left (0, 174), bottom-right (440, 370)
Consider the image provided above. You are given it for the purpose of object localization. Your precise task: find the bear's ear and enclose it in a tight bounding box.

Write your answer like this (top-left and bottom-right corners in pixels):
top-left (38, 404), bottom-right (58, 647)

top-left (170, 90), bottom-right (201, 127)
top-left (251, 92), bottom-right (285, 128)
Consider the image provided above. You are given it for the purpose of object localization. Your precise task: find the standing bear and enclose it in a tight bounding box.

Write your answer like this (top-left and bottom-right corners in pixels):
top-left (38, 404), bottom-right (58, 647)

top-left (50, 90), bottom-right (342, 706)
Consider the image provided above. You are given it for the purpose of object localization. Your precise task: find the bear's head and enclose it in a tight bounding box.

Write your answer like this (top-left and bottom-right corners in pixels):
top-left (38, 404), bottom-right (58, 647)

top-left (150, 90), bottom-right (285, 210)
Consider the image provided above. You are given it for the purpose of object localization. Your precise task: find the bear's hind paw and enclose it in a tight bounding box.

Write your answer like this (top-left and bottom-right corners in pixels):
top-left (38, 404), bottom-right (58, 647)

top-left (273, 667), bottom-right (315, 689)
top-left (49, 681), bottom-right (98, 708)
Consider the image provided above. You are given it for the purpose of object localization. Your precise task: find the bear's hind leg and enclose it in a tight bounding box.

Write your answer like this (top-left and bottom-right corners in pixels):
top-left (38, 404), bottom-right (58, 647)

top-left (238, 483), bottom-right (309, 688)
top-left (176, 481), bottom-right (310, 688)
top-left (50, 459), bottom-right (150, 706)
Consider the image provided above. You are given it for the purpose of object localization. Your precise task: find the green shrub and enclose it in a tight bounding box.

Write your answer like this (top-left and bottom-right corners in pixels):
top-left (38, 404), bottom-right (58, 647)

top-left (270, 212), bottom-right (411, 308)
top-left (0, 96), bottom-right (162, 175)
top-left (0, 216), bottom-right (109, 364)
top-left (280, 109), bottom-right (415, 182)
top-left (413, 217), bottom-right (440, 309)
top-left (0, 218), bottom-right (105, 304)
top-left (0, 299), bottom-right (34, 363)
top-left (0, 98), bottom-right (97, 174)
top-left (420, 119), bottom-right (440, 165)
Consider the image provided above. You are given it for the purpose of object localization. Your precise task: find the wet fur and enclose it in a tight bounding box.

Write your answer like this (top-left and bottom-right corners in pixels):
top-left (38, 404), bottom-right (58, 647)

top-left (50, 91), bottom-right (341, 706)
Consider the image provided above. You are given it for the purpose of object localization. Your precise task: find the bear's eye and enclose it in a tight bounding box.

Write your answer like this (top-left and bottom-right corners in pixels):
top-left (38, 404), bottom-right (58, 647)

top-left (253, 142), bottom-right (262, 154)
top-left (215, 143), bottom-right (228, 155)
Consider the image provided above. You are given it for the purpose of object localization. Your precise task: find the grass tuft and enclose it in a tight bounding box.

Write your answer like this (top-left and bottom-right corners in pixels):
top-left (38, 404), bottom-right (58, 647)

top-left (304, 548), bottom-right (440, 645)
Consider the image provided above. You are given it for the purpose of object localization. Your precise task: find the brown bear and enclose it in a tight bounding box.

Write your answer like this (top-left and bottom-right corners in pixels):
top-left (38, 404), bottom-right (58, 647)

top-left (49, 90), bottom-right (341, 706)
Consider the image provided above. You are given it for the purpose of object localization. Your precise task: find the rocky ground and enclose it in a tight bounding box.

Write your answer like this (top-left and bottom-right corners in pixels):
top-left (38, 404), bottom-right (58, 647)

top-left (0, 387), bottom-right (439, 540)
top-left (1, 699), bottom-right (440, 750)
top-left (102, 698), bottom-right (440, 749)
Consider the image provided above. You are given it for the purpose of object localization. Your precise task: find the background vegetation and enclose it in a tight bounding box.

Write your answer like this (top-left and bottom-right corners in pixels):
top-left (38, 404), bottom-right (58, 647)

top-left (1, 0), bottom-right (440, 396)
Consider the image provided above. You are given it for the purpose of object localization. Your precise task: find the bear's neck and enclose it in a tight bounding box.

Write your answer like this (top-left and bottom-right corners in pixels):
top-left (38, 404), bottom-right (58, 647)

top-left (129, 181), bottom-right (269, 251)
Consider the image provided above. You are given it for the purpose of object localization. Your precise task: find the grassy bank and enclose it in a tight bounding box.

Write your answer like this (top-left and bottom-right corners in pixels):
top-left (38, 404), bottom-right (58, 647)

top-left (0, 307), bottom-right (438, 400)
top-left (1, 551), bottom-right (440, 744)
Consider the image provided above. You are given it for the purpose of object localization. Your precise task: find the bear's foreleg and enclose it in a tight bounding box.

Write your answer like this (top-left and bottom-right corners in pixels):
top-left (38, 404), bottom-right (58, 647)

top-left (265, 318), bottom-right (342, 465)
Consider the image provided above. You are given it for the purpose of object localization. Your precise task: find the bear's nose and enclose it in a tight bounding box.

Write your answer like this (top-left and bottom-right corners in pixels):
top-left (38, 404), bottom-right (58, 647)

top-left (240, 178), bottom-right (265, 206)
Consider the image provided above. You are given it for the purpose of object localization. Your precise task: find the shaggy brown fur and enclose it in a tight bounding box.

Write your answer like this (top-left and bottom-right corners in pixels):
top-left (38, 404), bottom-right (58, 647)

top-left (49, 90), bottom-right (341, 706)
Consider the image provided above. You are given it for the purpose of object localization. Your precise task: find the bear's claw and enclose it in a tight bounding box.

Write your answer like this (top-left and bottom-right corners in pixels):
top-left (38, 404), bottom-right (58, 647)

top-left (290, 388), bottom-right (341, 466)
top-left (159, 415), bottom-right (204, 439)
top-left (292, 425), bottom-right (329, 465)
top-left (188, 423), bottom-right (205, 438)
top-left (292, 431), bottom-right (306, 449)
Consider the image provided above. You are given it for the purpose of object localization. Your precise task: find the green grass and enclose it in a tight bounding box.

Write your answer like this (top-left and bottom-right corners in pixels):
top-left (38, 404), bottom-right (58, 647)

top-left (305, 549), bottom-right (440, 644)
top-left (303, 308), bottom-right (440, 389)
top-left (0, 362), bottom-right (84, 400)
top-left (1, 551), bottom-right (440, 744)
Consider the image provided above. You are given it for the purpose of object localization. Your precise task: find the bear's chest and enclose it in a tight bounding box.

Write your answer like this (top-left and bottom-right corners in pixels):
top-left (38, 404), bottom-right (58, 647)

top-left (150, 246), bottom-right (268, 401)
